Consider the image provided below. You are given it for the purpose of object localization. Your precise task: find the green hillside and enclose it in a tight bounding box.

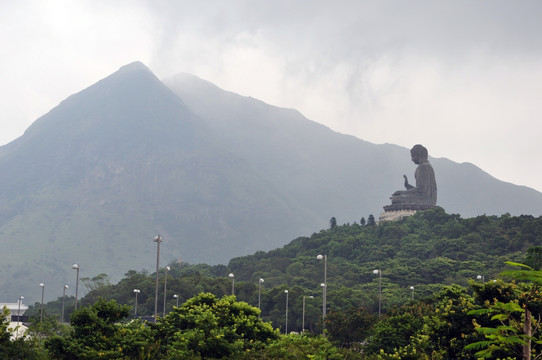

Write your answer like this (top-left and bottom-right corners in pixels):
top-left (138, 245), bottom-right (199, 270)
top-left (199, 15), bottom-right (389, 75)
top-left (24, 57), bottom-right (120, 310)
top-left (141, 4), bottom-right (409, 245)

top-left (15, 208), bottom-right (542, 359)
top-left (35, 208), bottom-right (542, 333)
top-left (226, 207), bottom-right (541, 318)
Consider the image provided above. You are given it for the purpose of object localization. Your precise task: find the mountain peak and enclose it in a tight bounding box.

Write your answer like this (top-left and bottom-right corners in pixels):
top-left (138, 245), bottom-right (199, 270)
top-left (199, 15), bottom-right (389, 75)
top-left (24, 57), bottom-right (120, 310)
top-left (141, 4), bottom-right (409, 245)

top-left (117, 61), bottom-right (152, 74)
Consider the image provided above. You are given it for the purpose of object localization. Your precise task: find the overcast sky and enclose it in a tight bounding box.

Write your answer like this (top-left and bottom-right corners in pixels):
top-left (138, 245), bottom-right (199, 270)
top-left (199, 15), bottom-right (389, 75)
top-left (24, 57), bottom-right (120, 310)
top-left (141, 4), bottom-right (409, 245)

top-left (1, 0), bottom-right (541, 192)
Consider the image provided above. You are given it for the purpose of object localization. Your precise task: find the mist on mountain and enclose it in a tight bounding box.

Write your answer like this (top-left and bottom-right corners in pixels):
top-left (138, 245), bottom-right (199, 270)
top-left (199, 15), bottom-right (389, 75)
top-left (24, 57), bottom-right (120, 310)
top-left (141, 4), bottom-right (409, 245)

top-left (0, 62), bottom-right (541, 301)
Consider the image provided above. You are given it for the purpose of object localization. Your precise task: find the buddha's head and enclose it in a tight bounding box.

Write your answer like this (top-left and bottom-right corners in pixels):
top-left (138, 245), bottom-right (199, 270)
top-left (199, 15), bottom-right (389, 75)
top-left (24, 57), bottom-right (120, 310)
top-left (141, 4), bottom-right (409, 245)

top-left (410, 144), bottom-right (428, 164)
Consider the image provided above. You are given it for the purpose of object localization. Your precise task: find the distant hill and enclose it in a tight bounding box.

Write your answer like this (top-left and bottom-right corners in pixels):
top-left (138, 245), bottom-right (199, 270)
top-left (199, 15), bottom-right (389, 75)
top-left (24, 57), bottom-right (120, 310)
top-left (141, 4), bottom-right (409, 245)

top-left (0, 62), bottom-right (541, 301)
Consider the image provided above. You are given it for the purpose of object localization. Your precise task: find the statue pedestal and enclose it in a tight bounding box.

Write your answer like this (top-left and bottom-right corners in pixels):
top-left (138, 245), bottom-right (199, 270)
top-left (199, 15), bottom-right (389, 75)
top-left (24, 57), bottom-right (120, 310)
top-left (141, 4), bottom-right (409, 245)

top-left (379, 204), bottom-right (434, 223)
top-left (379, 209), bottom-right (417, 223)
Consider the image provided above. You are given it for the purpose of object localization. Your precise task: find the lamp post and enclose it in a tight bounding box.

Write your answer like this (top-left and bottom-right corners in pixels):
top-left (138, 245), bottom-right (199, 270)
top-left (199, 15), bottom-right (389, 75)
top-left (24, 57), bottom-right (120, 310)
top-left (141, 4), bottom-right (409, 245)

top-left (39, 283), bottom-right (45, 322)
top-left (410, 286), bottom-right (414, 300)
top-left (373, 269), bottom-right (382, 318)
top-left (229, 273), bottom-right (235, 295)
top-left (317, 254), bottom-right (327, 326)
top-left (258, 278), bottom-right (264, 315)
top-left (477, 274), bottom-right (485, 284)
top-left (320, 283), bottom-right (326, 332)
top-left (72, 264), bottom-right (80, 310)
top-left (302, 295), bottom-right (313, 333)
top-left (163, 266), bottom-right (170, 317)
top-left (133, 289), bottom-right (140, 316)
top-left (17, 296), bottom-right (24, 332)
top-left (173, 294), bottom-right (179, 307)
top-left (284, 290), bottom-right (289, 334)
top-left (61, 285), bottom-right (68, 323)
top-left (154, 235), bottom-right (162, 319)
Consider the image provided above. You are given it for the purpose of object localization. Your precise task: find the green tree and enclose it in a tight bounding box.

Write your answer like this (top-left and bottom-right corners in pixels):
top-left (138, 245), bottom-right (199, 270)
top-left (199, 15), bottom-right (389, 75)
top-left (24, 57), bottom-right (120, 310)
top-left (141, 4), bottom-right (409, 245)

top-left (365, 308), bottom-right (426, 354)
top-left (80, 273), bottom-right (112, 292)
top-left (367, 214), bottom-right (376, 226)
top-left (371, 285), bottom-right (480, 359)
top-left (156, 292), bottom-right (278, 359)
top-left (330, 217), bottom-right (337, 229)
top-left (325, 306), bottom-right (377, 348)
top-left (466, 262), bottom-right (542, 360)
top-left (44, 298), bottom-right (138, 359)
top-left (27, 311), bottom-right (71, 339)
top-left (525, 246), bottom-right (542, 270)
top-left (242, 334), bottom-right (349, 360)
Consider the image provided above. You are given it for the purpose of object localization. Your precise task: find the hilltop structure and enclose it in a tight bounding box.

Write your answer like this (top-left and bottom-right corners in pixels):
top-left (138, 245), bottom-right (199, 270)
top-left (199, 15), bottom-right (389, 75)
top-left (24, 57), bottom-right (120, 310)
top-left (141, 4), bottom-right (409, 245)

top-left (0, 300), bottom-right (28, 339)
top-left (380, 144), bottom-right (437, 222)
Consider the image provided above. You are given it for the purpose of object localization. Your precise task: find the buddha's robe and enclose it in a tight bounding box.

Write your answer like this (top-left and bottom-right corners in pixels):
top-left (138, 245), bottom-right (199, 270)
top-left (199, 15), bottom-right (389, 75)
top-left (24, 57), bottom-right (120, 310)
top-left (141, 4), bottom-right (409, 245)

top-left (391, 161), bottom-right (437, 206)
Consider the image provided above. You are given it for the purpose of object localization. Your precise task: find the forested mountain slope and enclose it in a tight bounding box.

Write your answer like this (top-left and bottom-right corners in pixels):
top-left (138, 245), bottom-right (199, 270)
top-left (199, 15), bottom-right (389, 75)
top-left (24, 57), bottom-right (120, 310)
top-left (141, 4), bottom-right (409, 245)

top-left (50, 208), bottom-right (542, 334)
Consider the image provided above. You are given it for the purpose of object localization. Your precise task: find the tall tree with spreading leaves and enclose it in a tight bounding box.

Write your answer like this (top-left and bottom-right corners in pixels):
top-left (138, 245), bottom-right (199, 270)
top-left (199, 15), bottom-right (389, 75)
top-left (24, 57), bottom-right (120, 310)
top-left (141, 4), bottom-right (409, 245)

top-left (44, 298), bottom-right (157, 359)
top-left (466, 262), bottom-right (542, 360)
top-left (155, 293), bottom-right (278, 359)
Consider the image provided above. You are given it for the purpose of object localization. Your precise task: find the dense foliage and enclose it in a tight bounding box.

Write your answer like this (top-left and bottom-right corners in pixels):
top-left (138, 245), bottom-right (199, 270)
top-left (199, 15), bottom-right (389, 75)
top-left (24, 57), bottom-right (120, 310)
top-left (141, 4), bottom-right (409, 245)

top-left (5, 209), bottom-right (542, 359)
top-left (41, 294), bottom-right (278, 359)
top-left (36, 208), bottom-right (539, 333)
top-left (155, 293), bottom-right (278, 358)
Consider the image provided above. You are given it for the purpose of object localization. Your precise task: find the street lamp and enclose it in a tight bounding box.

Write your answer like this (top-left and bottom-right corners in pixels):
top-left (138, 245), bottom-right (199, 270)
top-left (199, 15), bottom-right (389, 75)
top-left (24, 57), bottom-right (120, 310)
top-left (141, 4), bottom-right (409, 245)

top-left (284, 290), bottom-right (289, 334)
top-left (17, 296), bottom-right (24, 334)
top-left (61, 285), bottom-right (68, 323)
top-left (258, 278), bottom-right (264, 315)
top-left (320, 283), bottom-right (326, 332)
top-left (302, 295), bottom-right (314, 333)
top-left (72, 264), bottom-right (80, 310)
top-left (477, 274), bottom-right (485, 284)
top-left (229, 273), bottom-right (235, 295)
top-left (317, 254), bottom-right (327, 326)
top-left (163, 266), bottom-right (170, 317)
top-left (39, 283), bottom-right (45, 322)
top-left (173, 294), bottom-right (179, 307)
top-left (133, 289), bottom-right (140, 316)
top-left (410, 286), bottom-right (414, 300)
top-left (154, 235), bottom-right (162, 319)
top-left (373, 269), bottom-right (382, 318)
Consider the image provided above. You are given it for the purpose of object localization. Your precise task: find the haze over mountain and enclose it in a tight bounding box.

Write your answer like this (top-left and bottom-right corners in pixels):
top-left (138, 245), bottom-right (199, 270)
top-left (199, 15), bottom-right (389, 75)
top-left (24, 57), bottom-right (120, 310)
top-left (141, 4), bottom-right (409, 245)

top-left (1, 62), bottom-right (541, 301)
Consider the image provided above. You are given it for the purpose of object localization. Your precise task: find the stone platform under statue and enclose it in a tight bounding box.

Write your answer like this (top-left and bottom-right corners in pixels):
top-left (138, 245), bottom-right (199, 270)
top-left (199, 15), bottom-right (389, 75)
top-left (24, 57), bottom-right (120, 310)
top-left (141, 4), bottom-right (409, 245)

top-left (379, 144), bottom-right (437, 222)
top-left (379, 208), bottom-right (418, 222)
